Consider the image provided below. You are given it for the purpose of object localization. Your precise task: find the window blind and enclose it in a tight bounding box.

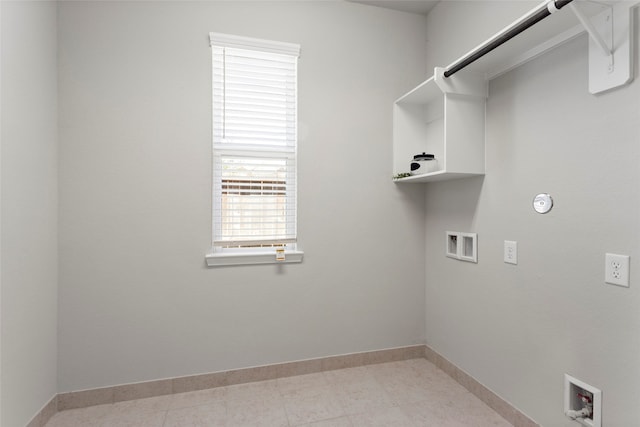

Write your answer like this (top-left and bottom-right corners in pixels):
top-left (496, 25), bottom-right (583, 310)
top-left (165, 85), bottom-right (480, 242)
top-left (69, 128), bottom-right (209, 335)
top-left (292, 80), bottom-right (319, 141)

top-left (210, 33), bottom-right (299, 249)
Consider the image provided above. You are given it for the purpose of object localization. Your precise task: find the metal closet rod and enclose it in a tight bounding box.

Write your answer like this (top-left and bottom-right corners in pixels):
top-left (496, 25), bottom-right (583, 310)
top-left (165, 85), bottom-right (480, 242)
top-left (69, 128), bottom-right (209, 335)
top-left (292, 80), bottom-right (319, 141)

top-left (443, 0), bottom-right (574, 78)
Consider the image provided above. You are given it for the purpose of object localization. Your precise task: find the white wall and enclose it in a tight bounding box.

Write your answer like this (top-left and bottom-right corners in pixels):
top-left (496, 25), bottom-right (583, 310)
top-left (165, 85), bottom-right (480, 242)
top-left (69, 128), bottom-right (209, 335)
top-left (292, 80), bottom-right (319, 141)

top-left (425, 1), bottom-right (539, 73)
top-left (424, 2), bottom-right (640, 425)
top-left (1, 1), bottom-right (58, 426)
top-left (57, 1), bottom-right (428, 392)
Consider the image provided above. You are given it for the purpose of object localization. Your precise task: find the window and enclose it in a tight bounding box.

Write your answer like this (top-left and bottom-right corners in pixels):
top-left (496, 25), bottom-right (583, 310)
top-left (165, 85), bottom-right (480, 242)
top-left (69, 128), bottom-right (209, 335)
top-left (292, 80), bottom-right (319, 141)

top-left (206, 33), bottom-right (302, 266)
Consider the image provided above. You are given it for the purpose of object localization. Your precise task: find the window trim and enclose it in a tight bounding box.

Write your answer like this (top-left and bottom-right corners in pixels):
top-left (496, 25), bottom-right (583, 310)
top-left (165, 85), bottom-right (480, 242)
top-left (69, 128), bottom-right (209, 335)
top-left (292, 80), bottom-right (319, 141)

top-left (205, 249), bottom-right (304, 267)
top-left (209, 32), bottom-right (300, 57)
top-left (206, 33), bottom-right (303, 267)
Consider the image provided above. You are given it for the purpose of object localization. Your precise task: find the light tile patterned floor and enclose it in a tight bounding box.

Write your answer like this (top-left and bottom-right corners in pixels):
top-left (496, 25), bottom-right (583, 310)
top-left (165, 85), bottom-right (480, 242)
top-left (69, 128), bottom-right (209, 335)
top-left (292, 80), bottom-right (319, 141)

top-left (45, 359), bottom-right (513, 426)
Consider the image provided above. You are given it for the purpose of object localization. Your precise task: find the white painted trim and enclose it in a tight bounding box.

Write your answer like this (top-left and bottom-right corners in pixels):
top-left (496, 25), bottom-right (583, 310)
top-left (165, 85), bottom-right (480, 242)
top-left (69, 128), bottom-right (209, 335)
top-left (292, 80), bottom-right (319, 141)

top-left (0, 2), bottom-right (3, 420)
top-left (205, 250), bottom-right (304, 267)
top-left (209, 32), bottom-right (300, 57)
top-left (0, 1), bottom-right (3, 422)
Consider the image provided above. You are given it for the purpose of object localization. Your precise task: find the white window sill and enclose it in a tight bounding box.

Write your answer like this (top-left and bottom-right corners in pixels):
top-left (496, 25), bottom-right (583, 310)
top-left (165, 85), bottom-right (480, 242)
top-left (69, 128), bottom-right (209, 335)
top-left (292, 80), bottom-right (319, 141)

top-left (205, 250), bottom-right (304, 267)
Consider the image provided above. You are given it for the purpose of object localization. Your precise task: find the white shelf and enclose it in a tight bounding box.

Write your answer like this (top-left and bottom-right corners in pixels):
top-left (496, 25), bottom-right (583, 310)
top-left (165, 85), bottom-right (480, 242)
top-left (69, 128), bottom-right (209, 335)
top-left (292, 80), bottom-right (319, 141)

top-left (393, 67), bottom-right (487, 183)
top-left (392, 1), bottom-right (616, 185)
top-left (395, 78), bottom-right (441, 104)
top-left (394, 171), bottom-right (484, 184)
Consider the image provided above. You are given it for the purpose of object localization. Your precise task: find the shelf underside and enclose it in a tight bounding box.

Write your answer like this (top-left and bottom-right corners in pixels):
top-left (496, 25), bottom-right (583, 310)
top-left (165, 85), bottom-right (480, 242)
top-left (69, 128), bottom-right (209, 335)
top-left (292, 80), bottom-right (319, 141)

top-left (394, 171), bottom-right (484, 183)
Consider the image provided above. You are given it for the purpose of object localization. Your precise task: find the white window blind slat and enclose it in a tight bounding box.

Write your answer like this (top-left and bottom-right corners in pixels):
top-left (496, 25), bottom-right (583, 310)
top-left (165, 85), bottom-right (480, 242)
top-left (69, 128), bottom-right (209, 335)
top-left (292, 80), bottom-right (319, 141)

top-left (210, 33), bottom-right (298, 251)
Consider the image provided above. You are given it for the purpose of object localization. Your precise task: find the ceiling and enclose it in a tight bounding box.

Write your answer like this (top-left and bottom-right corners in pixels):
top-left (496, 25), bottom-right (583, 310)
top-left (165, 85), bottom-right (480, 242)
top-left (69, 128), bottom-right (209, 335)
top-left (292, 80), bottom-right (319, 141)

top-left (349, 0), bottom-right (440, 16)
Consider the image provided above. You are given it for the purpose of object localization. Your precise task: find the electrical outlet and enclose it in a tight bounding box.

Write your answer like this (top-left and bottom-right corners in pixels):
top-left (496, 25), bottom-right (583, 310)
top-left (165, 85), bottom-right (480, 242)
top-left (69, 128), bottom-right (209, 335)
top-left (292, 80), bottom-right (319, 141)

top-left (504, 241), bottom-right (517, 265)
top-left (605, 253), bottom-right (629, 287)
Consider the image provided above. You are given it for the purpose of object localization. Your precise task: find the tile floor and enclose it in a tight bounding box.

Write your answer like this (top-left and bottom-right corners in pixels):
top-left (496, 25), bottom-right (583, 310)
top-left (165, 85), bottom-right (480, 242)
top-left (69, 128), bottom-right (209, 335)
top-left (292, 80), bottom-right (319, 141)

top-left (45, 359), bottom-right (513, 427)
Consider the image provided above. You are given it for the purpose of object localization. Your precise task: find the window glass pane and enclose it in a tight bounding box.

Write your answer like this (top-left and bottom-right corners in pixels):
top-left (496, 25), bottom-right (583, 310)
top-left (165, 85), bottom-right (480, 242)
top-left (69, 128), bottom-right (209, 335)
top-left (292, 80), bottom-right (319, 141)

top-left (213, 154), bottom-right (296, 246)
top-left (211, 35), bottom-right (298, 250)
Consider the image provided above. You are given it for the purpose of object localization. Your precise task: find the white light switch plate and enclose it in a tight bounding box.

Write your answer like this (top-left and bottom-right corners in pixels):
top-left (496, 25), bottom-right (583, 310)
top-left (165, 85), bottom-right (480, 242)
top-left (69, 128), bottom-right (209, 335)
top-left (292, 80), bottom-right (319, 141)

top-left (605, 253), bottom-right (629, 287)
top-left (504, 241), bottom-right (517, 265)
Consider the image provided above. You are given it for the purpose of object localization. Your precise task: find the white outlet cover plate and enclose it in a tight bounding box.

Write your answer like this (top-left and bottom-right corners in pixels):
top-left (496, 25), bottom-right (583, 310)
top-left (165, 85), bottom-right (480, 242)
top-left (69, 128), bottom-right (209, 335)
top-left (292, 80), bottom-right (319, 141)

top-left (504, 241), bottom-right (517, 265)
top-left (605, 253), bottom-right (629, 287)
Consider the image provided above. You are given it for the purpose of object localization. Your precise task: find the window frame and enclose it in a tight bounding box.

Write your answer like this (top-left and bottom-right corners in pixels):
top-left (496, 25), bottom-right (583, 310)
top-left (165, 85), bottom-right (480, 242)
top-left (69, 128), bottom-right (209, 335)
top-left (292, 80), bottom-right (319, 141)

top-left (206, 33), bottom-right (303, 267)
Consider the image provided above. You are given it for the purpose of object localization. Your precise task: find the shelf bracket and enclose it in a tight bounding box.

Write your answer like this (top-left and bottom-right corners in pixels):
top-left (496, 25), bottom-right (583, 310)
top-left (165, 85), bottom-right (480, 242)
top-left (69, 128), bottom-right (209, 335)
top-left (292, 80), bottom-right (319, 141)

top-left (570, 1), bottom-right (636, 94)
top-left (569, 2), bottom-right (612, 58)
